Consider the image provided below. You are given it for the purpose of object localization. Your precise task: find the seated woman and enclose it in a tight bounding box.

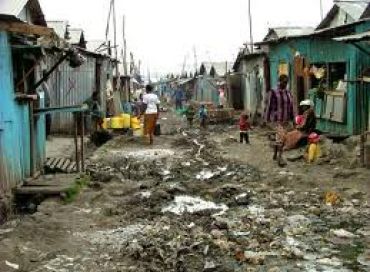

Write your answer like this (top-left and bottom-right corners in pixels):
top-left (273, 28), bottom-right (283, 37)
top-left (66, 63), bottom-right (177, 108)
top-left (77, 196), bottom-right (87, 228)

top-left (283, 99), bottom-right (317, 150)
top-left (274, 100), bottom-right (317, 165)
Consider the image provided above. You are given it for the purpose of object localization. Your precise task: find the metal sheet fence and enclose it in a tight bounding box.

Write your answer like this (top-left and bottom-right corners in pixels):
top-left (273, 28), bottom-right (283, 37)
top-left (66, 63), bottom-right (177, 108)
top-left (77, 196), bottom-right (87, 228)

top-left (46, 53), bottom-right (96, 134)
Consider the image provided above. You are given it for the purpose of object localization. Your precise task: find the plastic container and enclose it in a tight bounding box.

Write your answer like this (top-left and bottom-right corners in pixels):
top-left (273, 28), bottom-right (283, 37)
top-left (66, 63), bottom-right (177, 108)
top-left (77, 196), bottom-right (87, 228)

top-left (120, 113), bottom-right (131, 128)
top-left (110, 117), bottom-right (124, 129)
top-left (133, 125), bottom-right (144, 137)
top-left (308, 143), bottom-right (321, 163)
top-left (102, 118), bottom-right (111, 129)
top-left (131, 116), bottom-right (141, 129)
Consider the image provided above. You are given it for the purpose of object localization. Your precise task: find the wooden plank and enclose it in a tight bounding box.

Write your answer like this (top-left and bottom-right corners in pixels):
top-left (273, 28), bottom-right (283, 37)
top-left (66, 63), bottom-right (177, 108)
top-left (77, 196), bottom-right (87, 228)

top-left (0, 21), bottom-right (54, 37)
top-left (50, 158), bottom-right (60, 169)
top-left (56, 158), bottom-right (66, 170)
top-left (61, 159), bottom-right (71, 172)
top-left (15, 185), bottom-right (72, 195)
top-left (45, 158), bottom-right (53, 168)
top-left (67, 162), bottom-right (77, 173)
top-left (46, 158), bottom-right (56, 168)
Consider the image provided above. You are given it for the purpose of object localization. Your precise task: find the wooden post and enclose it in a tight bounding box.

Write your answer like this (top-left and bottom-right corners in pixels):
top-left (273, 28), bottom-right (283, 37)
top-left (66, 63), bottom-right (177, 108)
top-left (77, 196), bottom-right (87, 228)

top-left (29, 102), bottom-right (36, 177)
top-left (80, 112), bottom-right (85, 172)
top-left (74, 113), bottom-right (80, 173)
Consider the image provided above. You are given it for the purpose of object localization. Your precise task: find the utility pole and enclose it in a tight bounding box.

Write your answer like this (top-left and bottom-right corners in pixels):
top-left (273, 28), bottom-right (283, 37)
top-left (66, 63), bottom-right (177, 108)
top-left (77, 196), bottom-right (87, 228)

top-left (248, 0), bottom-right (254, 53)
top-left (181, 54), bottom-right (187, 76)
top-left (112, 0), bottom-right (118, 79)
top-left (122, 15), bottom-right (128, 76)
top-left (193, 46), bottom-right (198, 74)
top-left (138, 60), bottom-right (141, 77)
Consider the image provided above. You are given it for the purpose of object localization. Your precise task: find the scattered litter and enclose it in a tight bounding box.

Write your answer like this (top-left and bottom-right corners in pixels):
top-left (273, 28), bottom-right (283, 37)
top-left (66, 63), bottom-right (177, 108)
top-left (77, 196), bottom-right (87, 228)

top-left (0, 228), bottom-right (14, 235)
top-left (187, 222), bottom-right (196, 229)
top-left (161, 170), bottom-right (171, 176)
top-left (162, 195), bottom-right (228, 216)
top-left (232, 231), bottom-right (250, 237)
top-left (5, 261), bottom-right (19, 270)
top-left (278, 171), bottom-right (295, 176)
top-left (196, 170), bottom-right (216, 180)
top-left (325, 192), bottom-right (341, 206)
top-left (111, 149), bottom-right (175, 161)
top-left (247, 205), bottom-right (264, 217)
top-left (286, 236), bottom-right (300, 247)
top-left (317, 257), bottom-right (343, 267)
top-left (357, 251), bottom-right (370, 266)
top-left (138, 191), bottom-right (152, 199)
top-left (203, 260), bottom-right (217, 270)
top-left (331, 229), bottom-right (357, 239)
top-left (74, 224), bottom-right (148, 251)
top-left (74, 208), bottom-right (93, 214)
top-left (37, 255), bottom-right (82, 272)
top-left (217, 167), bottom-right (227, 172)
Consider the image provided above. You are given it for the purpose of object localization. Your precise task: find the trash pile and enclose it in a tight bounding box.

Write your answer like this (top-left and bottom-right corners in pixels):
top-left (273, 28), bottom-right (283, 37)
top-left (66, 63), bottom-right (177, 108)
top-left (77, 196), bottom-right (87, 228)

top-left (80, 132), bottom-right (370, 271)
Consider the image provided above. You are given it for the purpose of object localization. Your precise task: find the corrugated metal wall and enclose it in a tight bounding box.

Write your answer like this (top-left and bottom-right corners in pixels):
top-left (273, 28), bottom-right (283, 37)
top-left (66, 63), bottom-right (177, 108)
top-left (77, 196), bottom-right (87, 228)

top-left (195, 77), bottom-right (219, 105)
top-left (46, 53), bottom-right (113, 134)
top-left (0, 31), bottom-right (25, 195)
top-left (47, 53), bottom-right (96, 133)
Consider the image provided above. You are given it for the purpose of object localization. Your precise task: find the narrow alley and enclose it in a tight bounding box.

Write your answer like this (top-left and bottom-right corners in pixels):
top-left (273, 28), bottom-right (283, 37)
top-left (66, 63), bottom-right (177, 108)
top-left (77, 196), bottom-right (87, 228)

top-left (1, 0), bottom-right (370, 271)
top-left (0, 111), bottom-right (369, 271)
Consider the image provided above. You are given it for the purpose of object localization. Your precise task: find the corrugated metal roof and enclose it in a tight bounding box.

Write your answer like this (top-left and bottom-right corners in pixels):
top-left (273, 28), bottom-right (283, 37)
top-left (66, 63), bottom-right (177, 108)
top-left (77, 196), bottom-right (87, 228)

top-left (0, 0), bottom-right (46, 26)
top-left (263, 27), bottom-right (314, 42)
top-left (334, 30), bottom-right (370, 42)
top-left (68, 28), bottom-right (83, 44)
top-left (0, 0), bottom-right (28, 16)
top-left (337, 1), bottom-right (368, 21)
top-left (47, 21), bottom-right (69, 39)
top-left (86, 40), bottom-right (107, 52)
top-left (317, 1), bottom-right (369, 30)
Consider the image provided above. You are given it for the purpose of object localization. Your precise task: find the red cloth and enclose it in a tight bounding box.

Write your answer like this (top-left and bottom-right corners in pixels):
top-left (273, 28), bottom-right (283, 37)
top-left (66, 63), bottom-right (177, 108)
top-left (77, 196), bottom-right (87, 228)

top-left (239, 117), bottom-right (251, 131)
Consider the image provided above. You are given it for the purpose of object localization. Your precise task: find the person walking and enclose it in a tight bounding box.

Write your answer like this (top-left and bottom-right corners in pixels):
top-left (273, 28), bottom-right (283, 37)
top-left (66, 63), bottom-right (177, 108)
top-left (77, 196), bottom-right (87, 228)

top-left (199, 104), bottom-right (208, 129)
top-left (143, 85), bottom-right (160, 145)
top-left (173, 85), bottom-right (184, 110)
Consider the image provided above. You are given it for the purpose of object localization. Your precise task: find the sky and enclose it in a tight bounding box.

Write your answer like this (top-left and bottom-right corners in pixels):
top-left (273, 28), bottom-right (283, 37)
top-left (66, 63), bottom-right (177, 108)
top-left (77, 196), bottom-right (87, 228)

top-left (39, 0), bottom-right (334, 77)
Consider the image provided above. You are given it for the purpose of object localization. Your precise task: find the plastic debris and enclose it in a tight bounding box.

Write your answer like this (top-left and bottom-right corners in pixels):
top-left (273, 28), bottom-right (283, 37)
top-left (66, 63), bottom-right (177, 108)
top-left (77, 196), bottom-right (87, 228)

top-left (5, 261), bottom-right (19, 270)
top-left (325, 192), bottom-right (340, 206)
top-left (331, 229), bottom-right (357, 239)
top-left (161, 195), bottom-right (228, 216)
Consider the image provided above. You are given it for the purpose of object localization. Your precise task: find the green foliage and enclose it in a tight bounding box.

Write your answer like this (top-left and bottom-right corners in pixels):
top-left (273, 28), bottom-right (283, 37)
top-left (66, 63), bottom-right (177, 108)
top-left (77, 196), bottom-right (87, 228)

top-left (63, 175), bottom-right (91, 204)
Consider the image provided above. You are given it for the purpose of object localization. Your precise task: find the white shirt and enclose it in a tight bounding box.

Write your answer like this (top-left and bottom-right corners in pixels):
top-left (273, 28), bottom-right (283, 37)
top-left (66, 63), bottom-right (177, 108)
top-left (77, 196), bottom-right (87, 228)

top-left (143, 93), bottom-right (160, 114)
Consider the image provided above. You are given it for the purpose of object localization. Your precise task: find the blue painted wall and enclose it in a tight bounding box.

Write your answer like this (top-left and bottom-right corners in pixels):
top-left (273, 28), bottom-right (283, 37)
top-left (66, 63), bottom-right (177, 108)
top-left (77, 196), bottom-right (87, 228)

top-left (267, 22), bottom-right (370, 135)
top-left (0, 31), bottom-right (46, 195)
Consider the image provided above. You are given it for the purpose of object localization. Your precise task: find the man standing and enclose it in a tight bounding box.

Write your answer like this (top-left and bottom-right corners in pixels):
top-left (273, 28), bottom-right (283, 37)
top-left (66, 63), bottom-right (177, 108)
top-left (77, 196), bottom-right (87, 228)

top-left (264, 74), bottom-right (294, 125)
top-left (264, 74), bottom-right (294, 165)
top-left (173, 85), bottom-right (184, 110)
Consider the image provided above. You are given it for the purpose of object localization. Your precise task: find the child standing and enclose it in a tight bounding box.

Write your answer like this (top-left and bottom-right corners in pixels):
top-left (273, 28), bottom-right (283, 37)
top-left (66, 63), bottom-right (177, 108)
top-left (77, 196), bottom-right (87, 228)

top-left (239, 112), bottom-right (251, 144)
top-left (199, 104), bottom-right (208, 129)
top-left (184, 103), bottom-right (196, 127)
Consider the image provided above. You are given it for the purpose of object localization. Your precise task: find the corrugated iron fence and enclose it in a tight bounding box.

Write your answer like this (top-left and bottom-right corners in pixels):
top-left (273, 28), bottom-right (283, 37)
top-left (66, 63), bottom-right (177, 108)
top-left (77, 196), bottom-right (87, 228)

top-left (46, 52), bottom-right (113, 134)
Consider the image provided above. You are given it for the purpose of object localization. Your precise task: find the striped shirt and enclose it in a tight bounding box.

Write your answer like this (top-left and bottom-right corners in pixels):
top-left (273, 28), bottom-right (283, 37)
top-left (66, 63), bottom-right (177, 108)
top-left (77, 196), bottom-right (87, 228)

top-left (265, 88), bottom-right (294, 123)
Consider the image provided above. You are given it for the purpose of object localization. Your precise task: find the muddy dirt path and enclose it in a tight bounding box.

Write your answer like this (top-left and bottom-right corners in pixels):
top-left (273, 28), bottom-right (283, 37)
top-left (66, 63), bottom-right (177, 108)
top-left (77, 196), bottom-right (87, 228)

top-left (0, 111), bottom-right (369, 272)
